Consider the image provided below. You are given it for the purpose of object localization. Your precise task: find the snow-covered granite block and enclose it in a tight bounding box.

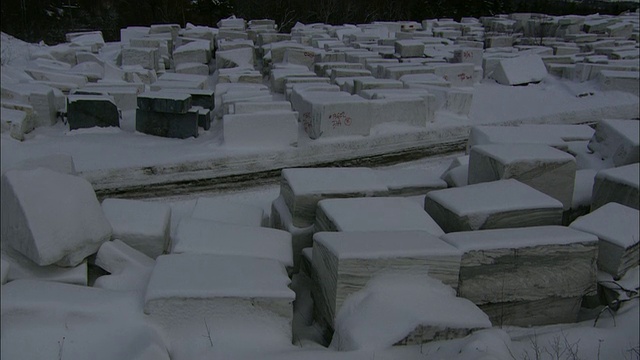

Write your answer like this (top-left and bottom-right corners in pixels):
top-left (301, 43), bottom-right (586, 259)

top-left (66, 95), bottom-right (120, 130)
top-left (190, 197), bottom-right (266, 227)
top-left (270, 195), bottom-right (315, 271)
top-left (223, 111), bottom-right (298, 148)
top-left (1, 83), bottom-right (58, 127)
top-left (431, 63), bottom-right (476, 87)
top-left (1, 168), bottom-right (111, 267)
top-left (137, 92), bottom-right (192, 114)
top-left (564, 169), bottom-right (598, 224)
top-left (121, 46), bottom-right (159, 70)
top-left (101, 199), bottom-right (171, 259)
top-left (94, 239), bottom-right (155, 291)
top-left (312, 231), bottom-right (461, 328)
top-left (233, 101), bottom-right (292, 114)
top-left (158, 72), bottom-right (209, 89)
top-left (172, 217), bottom-right (293, 268)
top-left (330, 274), bottom-right (491, 350)
top-left (588, 119), bottom-right (639, 167)
top-left (369, 97), bottom-right (429, 127)
top-left (571, 203), bottom-right (639, 279)
top-left (373, 168), bottom-right (447, 196)
top-left (280, 167), bottom-right (389, 228)
top-left (491, 55), bottom-right (548, 85)
top-left (468, 144), bottom-right (577, 210)
top-left (175, 62), bottom-right (209, 75)
top-left (442, 226), bottom-right (598, 326)
top-left (394, 40), bottom-right (426, 58)
top-left (591, 163), bottom-right (639, 210)
top-left (598, 70), bottom-right (640, 96)
top-left (0, 107), bottom-right (34, 141)
top-left (216, 47), bottom-right (254, 69)
top-left (144, 254), bottom-right (294, 333)
top-left (424, 179), bottom-right (563, 233)
top-left (316, 197), bottom-right (444, 236)
top-left (296, 91), bottom-right (373, 139)
top-left (270, 68), bottom-right (318, 93)
top-left (173, 40), bottom-right (212, 65)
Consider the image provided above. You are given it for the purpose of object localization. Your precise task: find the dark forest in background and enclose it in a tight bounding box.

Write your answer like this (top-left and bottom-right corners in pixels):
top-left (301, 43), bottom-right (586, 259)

top-left (1, 0), bottom-right (638, 44)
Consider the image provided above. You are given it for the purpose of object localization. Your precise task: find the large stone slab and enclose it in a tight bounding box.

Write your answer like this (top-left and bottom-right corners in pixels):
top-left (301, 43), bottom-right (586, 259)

top-left (312, 231), bottom-right (461, 329)
top-left (570, 203), bottom-right (639, 279)
top-left (591, 163), bottom-right (639, 210)
top-left (135, 108), bottom-right (199, 139)
top-left (280, 167), bottom-right (389, 228)
top-left (442, 226), bottom-right (598, 327)
top-left (316, 197), bottom-right (444, 236)
top-left (137, 92), bottom-right (192, 113)
top-left (270, 195), bottom-right (315, 271)
top-left (66, 95), bottom-right (120, 130)
top-left (468, 144), bottom-right (577, 210)
top-left (1, 168), bottom-right (111, 267)
top-left (424, 179), bottom-right (564, 232)
top-left (222, 111), bottom-right (298, 148)
top-left (144, 254), bottom-right (294, 335)
top-left (588, 119), bottom-right (639, 167)
top-left (491, 54), bottom-right (548, 85)
top-left (93, 239), bottom-right (155, 291)
top-left (190, 197), bottom-right (266, 227)
top-left (101, 198), bottom-right (171, 259)
top-left (373, 168), bottom-right (447, 196)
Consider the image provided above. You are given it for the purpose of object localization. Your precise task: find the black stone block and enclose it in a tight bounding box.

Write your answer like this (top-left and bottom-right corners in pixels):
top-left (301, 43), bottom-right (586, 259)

top-left (136, 109), bottom-right (198, 139)
top-left (67, 95), bottom-right (120, 130)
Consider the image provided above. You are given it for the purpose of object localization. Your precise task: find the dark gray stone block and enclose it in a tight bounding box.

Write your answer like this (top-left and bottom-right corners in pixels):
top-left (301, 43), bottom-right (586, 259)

top-left (137, 92), bottom-right (192, 114)
top-left (157, 89), bottom-right (215, 110)
top-left (66, 95), bottom-right (120, 130)
top-left (193, 107), bottom-right (212, 130)
top-left (135, 109), bottom-right (198, 139)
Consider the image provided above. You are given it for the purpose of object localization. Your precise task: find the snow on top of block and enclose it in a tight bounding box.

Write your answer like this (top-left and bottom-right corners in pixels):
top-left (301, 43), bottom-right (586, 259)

top-left (145, 254), bottom-right (294, 302)
top-left (442, 225), bottom-right (598, 252)
top-left (174, 40), bottom-right (211, 52)
top-left (373, 168), bottom-right (447, 189)
top-left (331, 273), bottom-right (491, 351)
top-left (471, 144), bottom-right (575, 164)
top-left (190, 197), bottom-right (265, 226)
top-left (137, 92), bottom-right (191, 101)
top-left (282, 167), bottom-right (388, 195)
top-left (596, 163), bottom-right (640, 188)
top-left (570, 203), bottom-right (639, 248)
top-left (518, 124), bottom-right (595, 142)
top-left (2, 154), bottom-right (76, 175)
top-left (493, 54), bottom-right (548, 86)
top-left (572, 169), bottom-right (597, 207)
top-left (426, 179), bottom-right (563, 216)
top-left (318, 197), bottom-right (445, 235)
top-left (172, 218), bottom-right (293, 267)
top-left (314, 230), bottom-right (460, 259)
top-left (102, 198), bottom-right (171, 238)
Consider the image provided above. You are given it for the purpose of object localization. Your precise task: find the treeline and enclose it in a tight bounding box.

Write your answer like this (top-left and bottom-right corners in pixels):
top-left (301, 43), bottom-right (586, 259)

top-left (1, 0), bottom-right (637, 44)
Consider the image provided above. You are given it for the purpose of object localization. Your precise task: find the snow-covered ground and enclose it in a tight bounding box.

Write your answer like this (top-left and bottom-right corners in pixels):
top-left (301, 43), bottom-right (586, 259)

top-left (2, 11), bottom-right (640, 360)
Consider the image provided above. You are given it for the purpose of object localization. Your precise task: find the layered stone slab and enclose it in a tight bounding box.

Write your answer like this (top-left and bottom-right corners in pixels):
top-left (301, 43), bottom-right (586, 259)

top-left (312, 231), bottom-right (462, 329)
top-left (571, 202), bottom-right (639, 279)
top-left (442, 226), bottom-right (598, 326)
top-left (280, 167), bottom-right (389, 228)
top-left (468, 144), bottom-right (577, 210)
top-left (101, 198), bottom-right (171, 259)
top-left (424, 179), bottom-right (564, 233)
top-left (144, 254), bottom-right (294, 336)
top-left (316, 197), bottom-right (444, 236)
top-left (591, 163), bottom-right (639, 210)
top-left (588, 119), bottom-right (639, 167)
top-left (1, 168), bottom-right (111, 267)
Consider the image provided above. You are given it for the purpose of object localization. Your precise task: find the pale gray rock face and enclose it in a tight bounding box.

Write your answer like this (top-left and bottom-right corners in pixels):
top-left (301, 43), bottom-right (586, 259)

top-left (312, 231), bottom-right (461, 329)
top-left (424, 179), bottom-right (563, 233)
top-left (591, 163), bottom-right (639, 211)
top-left (570, 202), bottom-right (639, 279)
top-left (468, 144), bottom-right (577, 210)
top-left (442, 226), bottom-right (598, 327)
top-left (588, 119), bottom-right (640, 167)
